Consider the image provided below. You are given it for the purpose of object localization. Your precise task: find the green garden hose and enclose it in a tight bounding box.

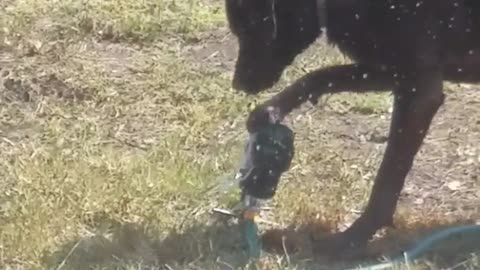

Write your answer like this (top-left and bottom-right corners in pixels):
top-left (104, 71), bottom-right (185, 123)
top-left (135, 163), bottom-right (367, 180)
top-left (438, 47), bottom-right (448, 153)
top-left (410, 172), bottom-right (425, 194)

top-left (349, 223), bottom-right (480, 270)
top-left (241, 212), bottom-right (262, 259)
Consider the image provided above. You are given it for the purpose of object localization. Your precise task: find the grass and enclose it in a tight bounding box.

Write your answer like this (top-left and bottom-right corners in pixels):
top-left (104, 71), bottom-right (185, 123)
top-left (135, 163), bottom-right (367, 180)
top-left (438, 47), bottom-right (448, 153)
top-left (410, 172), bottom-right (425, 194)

top-left (3, 0), bottom-right (224, 43)
top-left (1, 0), bottom-right (479, 269)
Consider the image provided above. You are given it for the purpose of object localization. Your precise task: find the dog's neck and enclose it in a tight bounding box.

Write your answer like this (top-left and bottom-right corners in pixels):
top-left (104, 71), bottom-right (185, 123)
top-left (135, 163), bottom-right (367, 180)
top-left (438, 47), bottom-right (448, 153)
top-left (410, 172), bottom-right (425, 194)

top-left (317, 0), bottom-right (327, 30)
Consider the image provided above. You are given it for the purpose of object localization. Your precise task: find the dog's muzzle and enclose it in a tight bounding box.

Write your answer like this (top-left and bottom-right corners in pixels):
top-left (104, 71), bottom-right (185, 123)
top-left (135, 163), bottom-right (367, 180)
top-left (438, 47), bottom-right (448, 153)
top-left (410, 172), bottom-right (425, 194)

top-left (237, 123), bottom-right (295, 200)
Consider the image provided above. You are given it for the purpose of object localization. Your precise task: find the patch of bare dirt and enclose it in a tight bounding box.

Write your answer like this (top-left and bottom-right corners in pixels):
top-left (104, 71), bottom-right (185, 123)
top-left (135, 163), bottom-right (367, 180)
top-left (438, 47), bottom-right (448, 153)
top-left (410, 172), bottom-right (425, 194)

top-left (182, 27), bottom-right (238, 71)
top-left (0, 69), bottom-right (91, 104)
top-left (402, 88), bottom-right (480, 217)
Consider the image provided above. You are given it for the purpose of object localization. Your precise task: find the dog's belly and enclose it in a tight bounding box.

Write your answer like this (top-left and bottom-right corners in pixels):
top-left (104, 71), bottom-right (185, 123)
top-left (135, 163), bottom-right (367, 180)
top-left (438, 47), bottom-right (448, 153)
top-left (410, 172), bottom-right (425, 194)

top-left (445, 52), bottom-right (480, 67)
top-left (326, 30), bottom-right (419, 71)
top-left (443, 51), bottom-right (480, 83)
top-left (325, 1), bottom-right (424, 69)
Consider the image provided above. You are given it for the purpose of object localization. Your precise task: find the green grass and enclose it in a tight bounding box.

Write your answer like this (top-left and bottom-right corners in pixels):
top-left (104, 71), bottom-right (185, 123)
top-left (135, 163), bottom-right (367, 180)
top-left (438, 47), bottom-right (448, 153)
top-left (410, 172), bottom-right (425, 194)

top-left (0, 1), bottom-right (478, 269)
top-left (3, 0), bottom-right (224, 44)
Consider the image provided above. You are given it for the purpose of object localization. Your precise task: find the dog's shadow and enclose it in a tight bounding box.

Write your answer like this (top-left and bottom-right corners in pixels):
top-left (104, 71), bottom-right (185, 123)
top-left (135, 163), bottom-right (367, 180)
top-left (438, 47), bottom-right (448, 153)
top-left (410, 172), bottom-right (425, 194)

top-left (42, 213), bottom-right (257, 270)
top-left (42, 213), bottom-right (480, 270)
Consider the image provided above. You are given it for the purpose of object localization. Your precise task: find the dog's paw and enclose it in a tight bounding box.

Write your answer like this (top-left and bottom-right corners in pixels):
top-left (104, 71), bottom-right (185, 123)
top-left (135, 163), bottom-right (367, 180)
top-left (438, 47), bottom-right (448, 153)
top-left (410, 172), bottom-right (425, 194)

top-left (246, 104), bottom-right (283, 133)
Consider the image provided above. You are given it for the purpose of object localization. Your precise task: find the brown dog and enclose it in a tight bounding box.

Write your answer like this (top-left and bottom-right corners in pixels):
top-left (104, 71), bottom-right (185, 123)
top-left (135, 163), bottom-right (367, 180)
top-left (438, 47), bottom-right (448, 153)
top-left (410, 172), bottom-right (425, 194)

top-left (224, 0), bottom-right (480, 253)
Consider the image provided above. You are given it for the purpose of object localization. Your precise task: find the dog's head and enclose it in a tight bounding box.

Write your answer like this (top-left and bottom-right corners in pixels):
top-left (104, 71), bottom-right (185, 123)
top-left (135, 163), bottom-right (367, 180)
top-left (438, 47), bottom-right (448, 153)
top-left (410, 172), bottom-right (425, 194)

top-left (225, 0), bottom-right (322, 94)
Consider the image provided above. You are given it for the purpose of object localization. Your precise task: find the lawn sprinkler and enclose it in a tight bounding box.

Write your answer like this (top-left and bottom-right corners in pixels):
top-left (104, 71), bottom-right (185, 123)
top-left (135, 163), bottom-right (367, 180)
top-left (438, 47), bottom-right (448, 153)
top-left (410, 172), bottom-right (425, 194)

top-left (213, 121), bottom-right (295, 259)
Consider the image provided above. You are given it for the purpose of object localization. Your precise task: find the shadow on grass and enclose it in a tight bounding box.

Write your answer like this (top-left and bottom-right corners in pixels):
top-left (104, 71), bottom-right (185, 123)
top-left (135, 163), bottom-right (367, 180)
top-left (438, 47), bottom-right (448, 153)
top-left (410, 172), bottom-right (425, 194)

top-left (42, 214), bottom-right (480, 270)
top-left (42, 213), bottom-right (253, 270)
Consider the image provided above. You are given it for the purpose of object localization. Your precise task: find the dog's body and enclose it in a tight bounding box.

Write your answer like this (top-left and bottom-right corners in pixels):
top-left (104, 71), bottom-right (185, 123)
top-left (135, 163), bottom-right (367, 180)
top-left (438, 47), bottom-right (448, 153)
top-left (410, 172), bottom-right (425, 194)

top-left (225, 0), bottom-right (480, 253)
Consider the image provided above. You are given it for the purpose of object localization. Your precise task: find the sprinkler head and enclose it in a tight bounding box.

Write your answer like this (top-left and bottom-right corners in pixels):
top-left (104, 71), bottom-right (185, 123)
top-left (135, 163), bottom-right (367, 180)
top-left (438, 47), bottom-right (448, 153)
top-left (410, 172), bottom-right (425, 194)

top-left (237, 122), bottom-right (295, 200)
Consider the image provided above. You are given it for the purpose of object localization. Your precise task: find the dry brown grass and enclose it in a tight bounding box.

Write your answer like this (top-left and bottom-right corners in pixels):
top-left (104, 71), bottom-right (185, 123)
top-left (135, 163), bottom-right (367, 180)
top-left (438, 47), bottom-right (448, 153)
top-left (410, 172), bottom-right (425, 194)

top-left (1, 1), bottom-right (479, 270)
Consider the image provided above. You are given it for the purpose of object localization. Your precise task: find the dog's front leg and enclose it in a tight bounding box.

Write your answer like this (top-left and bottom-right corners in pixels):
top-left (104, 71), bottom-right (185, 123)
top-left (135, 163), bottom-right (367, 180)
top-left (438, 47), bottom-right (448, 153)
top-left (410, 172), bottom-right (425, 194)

top-left (314, 68), bottom-right (445, 254)
top-left (246, 64), bottom-right (393, 132)
top-left (246, 64), bottom-right (445, 253)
